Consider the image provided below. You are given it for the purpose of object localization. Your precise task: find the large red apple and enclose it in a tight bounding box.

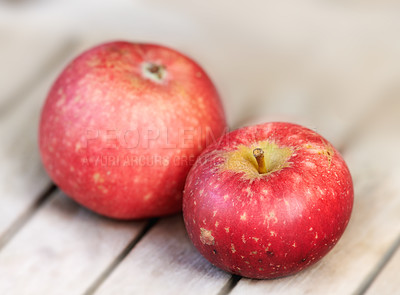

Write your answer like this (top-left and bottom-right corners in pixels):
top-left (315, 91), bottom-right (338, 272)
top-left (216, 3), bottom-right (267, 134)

top-left (183, 122), bottom-right (353, 279)
top-left (39, 41), bottom-right (226, 219)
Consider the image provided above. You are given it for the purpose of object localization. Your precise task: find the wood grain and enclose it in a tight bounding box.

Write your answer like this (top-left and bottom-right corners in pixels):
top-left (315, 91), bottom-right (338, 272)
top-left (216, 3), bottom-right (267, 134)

top-left (94, 216), bottom-right (231, 295)
top-left (0, 35), bottom-right (80, 241)
top-left (365, 238), bottom-right (400, 295)
top-left (0, 191), bottom-right (147, 295)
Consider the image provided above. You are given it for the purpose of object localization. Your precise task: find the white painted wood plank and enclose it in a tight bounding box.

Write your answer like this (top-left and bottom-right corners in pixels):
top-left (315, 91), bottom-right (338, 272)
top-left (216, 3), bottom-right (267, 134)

top-left (0, 28), bottom-right (69, 108)
top-left (0, 190), bottom-right (147, 295)
top-left (95, 216), bottom-right (231, 295)
top-left (230, 92), bottom-right (400, 295)
top-left (0, 37), bottom-right (79, 239)
top-left (365, 241), bottom-right (400, 295)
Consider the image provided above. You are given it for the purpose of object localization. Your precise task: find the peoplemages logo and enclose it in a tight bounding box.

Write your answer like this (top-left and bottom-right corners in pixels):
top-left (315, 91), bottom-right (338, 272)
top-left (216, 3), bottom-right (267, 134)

top-left (83, 126), bottom-right (227, 150)
top-left (79, 126), bottom-right (228, 167)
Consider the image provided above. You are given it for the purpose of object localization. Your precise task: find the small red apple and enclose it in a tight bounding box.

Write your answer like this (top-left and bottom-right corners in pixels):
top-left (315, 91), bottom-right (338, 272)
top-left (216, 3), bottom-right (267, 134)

top-left (183, 122), bottom-right (353, 279)
top-left (39, 41), bottom-right (226, 219)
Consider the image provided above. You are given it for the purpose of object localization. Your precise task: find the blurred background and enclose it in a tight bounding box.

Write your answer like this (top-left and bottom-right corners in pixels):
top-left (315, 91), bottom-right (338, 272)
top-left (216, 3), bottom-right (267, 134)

top-left (2, 0), bottom-right (400, 144)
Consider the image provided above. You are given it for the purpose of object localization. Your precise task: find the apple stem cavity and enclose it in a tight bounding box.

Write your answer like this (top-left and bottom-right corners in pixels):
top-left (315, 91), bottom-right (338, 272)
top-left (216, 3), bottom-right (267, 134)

top-left (253, 148), bottom-right (267, 174)
top-left (142, 62), bottom-right (167, 84)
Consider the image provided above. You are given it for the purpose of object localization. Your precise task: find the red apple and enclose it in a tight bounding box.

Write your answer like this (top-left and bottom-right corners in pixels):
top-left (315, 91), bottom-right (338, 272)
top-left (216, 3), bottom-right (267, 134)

top-left (39, 41), bottom-right (226, 219)
top-left (183, 122), bottom-right (353, 279)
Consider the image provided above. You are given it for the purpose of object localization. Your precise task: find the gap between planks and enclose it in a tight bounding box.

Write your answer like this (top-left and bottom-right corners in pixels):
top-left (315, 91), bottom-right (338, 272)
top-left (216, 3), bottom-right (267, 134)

top-left (84, 218), bottom-right (159, 295)
top-left (217, 275), bottom-right (242, 295)
top-left (334, 90), bottom-right (400, 295)
top-left (356, 233), bottom-right (400, 295)
top-left (0, 37), bottom-right (81, 249)
top-left (224, 233), bottom-right (400, 295)
top-left (0, 183), bottom-right (56, 251)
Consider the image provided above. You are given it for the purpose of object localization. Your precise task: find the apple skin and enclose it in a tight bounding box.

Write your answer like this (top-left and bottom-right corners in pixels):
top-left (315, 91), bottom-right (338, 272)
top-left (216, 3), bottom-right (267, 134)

top-left (183, 122), bottom-right (353, 279)
top-left (39, 41), bottom-right (226, 219)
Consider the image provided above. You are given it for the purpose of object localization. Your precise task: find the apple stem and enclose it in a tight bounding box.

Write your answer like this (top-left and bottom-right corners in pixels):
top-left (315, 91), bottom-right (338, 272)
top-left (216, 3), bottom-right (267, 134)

top-left (253, 148), bottom-right (267, 174)
top-left (147, 64), bottom-right (163, 79)
top-left (142, 62), bottom-right (167, 84)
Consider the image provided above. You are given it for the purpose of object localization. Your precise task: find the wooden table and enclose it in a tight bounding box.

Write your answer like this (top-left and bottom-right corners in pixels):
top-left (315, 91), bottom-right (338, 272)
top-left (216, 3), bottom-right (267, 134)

top-left (0, 1), bottom-right (400, 294)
